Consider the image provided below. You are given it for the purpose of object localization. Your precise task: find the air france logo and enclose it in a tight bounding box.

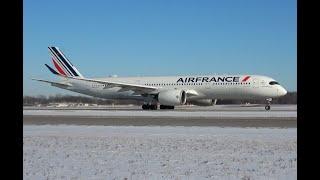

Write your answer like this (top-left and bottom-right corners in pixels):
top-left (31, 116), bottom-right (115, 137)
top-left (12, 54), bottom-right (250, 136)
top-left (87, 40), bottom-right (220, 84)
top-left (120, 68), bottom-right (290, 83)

top-left (176, 76), bottom-right (250, 83)
top-left (241, 76), bottom-right (250, 82)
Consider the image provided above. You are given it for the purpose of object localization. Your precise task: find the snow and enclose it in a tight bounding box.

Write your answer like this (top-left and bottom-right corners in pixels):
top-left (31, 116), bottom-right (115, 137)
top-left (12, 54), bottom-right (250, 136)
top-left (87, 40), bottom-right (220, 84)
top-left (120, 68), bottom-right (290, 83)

top-left (23, 109), bottom-right (296, 118)
top-left (24, 125), bottom-right (296, 179)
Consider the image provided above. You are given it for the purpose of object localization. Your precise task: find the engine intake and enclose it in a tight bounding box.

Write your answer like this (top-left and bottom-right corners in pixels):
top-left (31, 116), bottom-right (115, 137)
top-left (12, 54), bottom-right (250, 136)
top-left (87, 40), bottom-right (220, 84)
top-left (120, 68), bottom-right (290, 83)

top-left (158, 90), bottom-right (186, 106)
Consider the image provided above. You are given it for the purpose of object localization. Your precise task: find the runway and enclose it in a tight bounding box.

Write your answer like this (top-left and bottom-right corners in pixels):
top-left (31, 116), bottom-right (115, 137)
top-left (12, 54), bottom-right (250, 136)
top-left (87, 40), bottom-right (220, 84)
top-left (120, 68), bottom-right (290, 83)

top-left (23, 105), bottom-right (297, 127)
top-left (23, 104), bottom-right (297, 111)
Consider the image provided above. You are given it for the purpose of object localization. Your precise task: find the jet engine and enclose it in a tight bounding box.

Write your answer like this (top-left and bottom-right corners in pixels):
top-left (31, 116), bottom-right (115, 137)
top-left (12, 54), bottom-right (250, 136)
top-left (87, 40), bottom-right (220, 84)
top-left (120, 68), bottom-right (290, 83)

top-left (188, 99), bottom-right (217, 106)
top-left (157, 90), bottom-right (187, 106)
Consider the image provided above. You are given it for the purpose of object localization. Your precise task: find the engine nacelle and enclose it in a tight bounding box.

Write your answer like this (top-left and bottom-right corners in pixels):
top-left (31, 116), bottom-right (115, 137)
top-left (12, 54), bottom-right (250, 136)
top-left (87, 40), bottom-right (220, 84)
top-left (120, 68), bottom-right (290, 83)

top-left (188, 99), bottom-right (217, 106)
top-left (158, 90), bottom-right (187, 106)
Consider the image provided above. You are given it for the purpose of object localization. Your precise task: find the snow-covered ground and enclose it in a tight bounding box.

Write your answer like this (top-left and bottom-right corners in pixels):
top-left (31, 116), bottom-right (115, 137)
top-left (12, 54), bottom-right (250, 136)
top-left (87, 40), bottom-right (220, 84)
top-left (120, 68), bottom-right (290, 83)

top-left (24, 125), bottom-right (296, 180)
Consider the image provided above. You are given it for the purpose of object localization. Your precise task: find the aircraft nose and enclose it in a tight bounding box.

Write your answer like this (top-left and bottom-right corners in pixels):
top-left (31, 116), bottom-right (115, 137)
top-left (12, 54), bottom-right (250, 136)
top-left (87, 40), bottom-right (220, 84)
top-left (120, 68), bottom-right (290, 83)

top-left (278, 86), bottom-right (287, 96)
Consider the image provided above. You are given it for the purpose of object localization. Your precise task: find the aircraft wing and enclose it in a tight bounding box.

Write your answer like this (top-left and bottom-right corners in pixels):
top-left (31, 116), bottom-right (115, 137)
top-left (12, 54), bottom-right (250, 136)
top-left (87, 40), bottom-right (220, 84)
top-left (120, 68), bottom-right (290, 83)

top-left (65, 76), bottom-right (158, 95)
top-left (32, 78), bottom-right (72, 88)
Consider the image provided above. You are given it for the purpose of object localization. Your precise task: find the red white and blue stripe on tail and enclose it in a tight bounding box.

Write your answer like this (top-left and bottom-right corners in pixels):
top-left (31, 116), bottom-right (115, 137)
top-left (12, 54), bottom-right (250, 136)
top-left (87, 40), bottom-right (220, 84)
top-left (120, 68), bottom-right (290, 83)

top-left (45, 47), bottom-right (83, 78)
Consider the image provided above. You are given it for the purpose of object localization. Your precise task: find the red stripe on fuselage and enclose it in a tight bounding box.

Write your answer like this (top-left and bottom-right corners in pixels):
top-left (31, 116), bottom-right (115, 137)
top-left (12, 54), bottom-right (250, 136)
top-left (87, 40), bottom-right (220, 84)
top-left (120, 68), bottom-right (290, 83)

top-left (52, 58), bottom-right (67, 76)
top-left (242, 76), bottom-right (250, 82)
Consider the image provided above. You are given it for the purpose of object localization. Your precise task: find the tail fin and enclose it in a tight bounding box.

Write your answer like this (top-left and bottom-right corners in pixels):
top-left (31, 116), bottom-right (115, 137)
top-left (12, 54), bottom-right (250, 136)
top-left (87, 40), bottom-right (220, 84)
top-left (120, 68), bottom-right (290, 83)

top-left (47, 46), bottom-right (84, 78)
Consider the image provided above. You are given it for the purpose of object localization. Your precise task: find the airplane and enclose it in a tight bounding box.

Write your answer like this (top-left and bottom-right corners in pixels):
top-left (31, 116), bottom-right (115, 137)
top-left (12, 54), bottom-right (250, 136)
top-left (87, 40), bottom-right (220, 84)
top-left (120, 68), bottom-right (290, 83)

top-left (32, 46), bottom-right (288, 110)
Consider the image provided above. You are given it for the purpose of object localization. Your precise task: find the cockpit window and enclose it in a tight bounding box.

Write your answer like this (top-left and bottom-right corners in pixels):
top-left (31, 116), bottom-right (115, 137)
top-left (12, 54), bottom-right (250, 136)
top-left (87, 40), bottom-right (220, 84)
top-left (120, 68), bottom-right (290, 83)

top-left (269, 81), bottom-right (280, 85)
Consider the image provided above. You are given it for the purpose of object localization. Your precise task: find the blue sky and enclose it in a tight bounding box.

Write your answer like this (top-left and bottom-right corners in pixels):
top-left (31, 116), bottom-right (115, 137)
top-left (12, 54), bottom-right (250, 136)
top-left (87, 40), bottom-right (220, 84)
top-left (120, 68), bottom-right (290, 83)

top-left (24, 0), bottom-right (296, 96)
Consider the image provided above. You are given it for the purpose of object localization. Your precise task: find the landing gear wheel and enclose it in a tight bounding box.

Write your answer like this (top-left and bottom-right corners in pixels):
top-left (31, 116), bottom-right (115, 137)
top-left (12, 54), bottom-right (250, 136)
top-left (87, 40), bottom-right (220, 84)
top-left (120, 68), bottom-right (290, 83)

top-left (265, 105), bottom-right (271, 111)
top-left (160, 105), bottom-right (175, 110)
top-left (142, 104), bottom-right (157, 110)
top-left (142, 104), bottom-right (148, 110)
top-left (150, 104), bottom-right (158, 110)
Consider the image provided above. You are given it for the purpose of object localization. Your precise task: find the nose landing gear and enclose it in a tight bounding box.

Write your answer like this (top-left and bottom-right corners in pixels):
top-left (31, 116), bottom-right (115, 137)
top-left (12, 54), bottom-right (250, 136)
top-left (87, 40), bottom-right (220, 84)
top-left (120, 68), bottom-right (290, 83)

top-left (265, 98), bottom-right (272, 111)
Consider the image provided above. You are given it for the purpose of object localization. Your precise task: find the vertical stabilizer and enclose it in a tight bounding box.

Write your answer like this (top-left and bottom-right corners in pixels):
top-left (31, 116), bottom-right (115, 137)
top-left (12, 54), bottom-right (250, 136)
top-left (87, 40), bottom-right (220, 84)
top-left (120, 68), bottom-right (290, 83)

top-left (47, 46), bottom-right (84, 78)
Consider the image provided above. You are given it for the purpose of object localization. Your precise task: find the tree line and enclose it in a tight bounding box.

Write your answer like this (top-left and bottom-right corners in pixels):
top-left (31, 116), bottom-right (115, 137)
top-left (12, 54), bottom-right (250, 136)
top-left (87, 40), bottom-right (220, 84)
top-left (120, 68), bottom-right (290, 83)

top-left (23, 92), bottom-right (296, 106)
top-left (23, 94), bottom-right (141, 106)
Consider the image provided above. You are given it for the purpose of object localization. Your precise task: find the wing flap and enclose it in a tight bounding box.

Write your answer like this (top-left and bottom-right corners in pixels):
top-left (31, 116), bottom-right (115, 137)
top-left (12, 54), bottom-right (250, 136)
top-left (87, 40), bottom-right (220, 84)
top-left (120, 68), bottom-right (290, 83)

top-left (66, 76), bottom-right (158, 94)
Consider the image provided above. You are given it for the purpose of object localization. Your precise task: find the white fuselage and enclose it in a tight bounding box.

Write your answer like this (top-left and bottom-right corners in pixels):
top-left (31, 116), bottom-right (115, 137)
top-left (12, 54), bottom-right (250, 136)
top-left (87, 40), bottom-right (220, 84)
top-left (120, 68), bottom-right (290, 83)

top-left (55, 75), bottom-right (287, 102)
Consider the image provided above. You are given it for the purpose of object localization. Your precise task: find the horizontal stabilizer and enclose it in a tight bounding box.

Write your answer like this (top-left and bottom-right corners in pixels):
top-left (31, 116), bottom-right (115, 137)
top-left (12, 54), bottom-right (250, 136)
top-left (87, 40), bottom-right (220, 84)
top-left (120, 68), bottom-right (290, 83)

top-left (32, 78), bottom-right (71, 87)
top-left (45, 64), bottom-right (60, 75)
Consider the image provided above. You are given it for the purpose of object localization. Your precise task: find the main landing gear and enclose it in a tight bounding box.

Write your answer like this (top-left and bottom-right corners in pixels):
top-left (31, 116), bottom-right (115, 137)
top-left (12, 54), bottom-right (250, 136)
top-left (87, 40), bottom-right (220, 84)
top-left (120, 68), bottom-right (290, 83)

top-left (159, 105), bottom-right (174, 110)
top-left (141, 104), bottom-right (175, 110)
top-left (265, 98), bottom-right (272, 111)
top-left (142, 104), bottom-right (157, 110)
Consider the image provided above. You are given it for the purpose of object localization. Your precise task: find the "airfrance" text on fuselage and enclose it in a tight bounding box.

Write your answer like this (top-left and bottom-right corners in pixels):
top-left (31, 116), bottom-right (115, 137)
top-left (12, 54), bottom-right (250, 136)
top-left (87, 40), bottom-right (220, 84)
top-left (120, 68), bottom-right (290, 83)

top-left (177, 76), bottom-right (240, 83)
